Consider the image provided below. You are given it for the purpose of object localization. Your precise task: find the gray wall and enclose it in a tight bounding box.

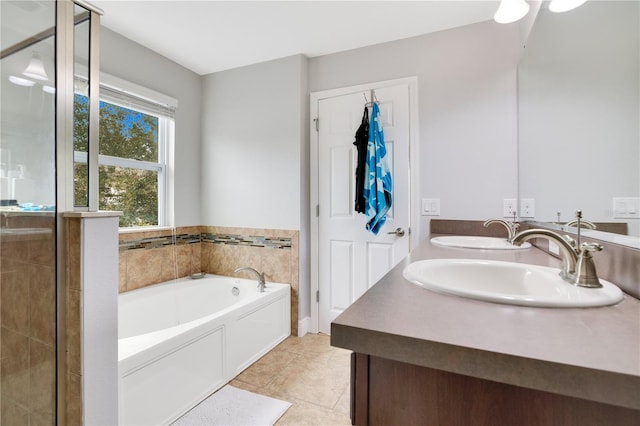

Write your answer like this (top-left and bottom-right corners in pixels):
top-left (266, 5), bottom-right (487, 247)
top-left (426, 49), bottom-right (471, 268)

top-left (101, 28), bottom-right (202, 226)
top-left (200, 55), bottom-right (310, 322)
top-left (310, 19), bottom-right (525, 242)
top-left (200, 54), bottom-right (308, 229)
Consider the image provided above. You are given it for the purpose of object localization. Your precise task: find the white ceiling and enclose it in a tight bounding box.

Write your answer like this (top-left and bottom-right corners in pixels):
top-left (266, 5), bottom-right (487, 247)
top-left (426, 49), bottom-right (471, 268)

top-left (91, 1), bottom-right (501, 75)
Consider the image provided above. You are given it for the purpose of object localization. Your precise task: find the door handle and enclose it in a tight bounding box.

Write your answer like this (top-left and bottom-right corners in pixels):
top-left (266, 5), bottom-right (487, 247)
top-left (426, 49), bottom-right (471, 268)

top-left (387, 228), bottom-right (405, 237)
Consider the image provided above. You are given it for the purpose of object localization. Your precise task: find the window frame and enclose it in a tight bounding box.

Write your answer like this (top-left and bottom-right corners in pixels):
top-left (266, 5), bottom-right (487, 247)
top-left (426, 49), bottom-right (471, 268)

top-left (73, 71), bottom-right (176, 229)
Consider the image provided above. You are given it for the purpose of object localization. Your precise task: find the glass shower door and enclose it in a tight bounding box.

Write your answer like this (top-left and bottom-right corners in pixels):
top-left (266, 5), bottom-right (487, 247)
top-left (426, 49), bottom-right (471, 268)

top-left (0, 1), bottom-right (57, 424)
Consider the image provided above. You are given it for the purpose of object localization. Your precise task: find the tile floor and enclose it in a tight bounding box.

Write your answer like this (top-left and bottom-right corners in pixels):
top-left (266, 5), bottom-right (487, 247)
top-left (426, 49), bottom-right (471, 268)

top-left (230, 333), bottom-right (352, 425)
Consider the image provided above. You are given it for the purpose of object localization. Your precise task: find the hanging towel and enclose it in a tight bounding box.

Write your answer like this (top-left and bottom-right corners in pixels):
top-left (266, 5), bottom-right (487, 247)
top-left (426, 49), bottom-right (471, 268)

top-left (353, 106), bottom-right (369, 214)
top-left (364, 102), bottom-right (392, 235)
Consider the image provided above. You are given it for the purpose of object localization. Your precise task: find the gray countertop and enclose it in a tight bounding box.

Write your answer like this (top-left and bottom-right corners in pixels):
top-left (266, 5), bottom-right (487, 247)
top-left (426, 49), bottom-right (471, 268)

top-left (331, 236), bottom-right (640, 410)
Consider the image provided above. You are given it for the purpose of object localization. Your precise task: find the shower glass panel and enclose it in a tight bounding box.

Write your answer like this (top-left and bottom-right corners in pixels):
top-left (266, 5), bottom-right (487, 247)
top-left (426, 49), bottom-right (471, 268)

top-left (0, 0), bottom-right (57, 424)
top-left (74, 4), bottom-right (91, 207)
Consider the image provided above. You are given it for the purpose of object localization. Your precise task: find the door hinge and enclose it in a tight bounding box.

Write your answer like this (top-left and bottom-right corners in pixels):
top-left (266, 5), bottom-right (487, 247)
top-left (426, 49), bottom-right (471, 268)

top-left (316, 290), bottom-right (320, 302)
top-left (316, 204), bottom-right (319, 217)
top-left (314, 118), bottom-right (319, 132)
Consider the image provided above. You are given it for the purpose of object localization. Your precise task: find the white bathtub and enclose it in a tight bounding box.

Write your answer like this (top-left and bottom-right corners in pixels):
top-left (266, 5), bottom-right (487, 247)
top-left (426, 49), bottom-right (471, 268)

top-left (118, 274), bottom-right (291, 426)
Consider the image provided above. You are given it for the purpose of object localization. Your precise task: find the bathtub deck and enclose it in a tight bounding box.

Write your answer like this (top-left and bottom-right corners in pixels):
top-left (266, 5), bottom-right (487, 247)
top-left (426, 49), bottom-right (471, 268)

top-left (229, 333), bottom-right (351, 425)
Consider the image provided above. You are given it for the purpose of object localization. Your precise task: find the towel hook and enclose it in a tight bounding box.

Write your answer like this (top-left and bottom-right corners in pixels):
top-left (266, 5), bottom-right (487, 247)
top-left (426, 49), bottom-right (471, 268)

top-left (364, 89), bottom-right (378, 108)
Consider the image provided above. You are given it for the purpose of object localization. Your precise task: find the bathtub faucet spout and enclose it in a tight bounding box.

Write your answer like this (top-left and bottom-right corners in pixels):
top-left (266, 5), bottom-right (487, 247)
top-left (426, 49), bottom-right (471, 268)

top-left (234, 267), bottom-right (267, 292)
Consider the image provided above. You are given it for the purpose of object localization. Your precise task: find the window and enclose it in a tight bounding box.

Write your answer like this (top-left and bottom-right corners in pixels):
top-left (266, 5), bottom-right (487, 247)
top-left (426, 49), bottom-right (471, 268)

top-left (74, 77), bottom-right (175, 228)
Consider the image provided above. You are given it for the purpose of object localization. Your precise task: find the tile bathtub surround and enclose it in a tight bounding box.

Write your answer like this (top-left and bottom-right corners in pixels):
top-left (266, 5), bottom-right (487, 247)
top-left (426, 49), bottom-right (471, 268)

top-left (0, 214), bottom-right (56, 426)
top-left (119, 227), bottom-right (203, 292)
top-left (118, 226), bottom-right (300, 336)
top-left (202, 233), bottom-right (292, 249)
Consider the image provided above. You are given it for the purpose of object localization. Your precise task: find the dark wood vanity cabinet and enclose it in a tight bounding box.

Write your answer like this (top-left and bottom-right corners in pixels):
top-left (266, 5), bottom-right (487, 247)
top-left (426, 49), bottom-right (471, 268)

top-left (351, 353), bottom-right (640, 426)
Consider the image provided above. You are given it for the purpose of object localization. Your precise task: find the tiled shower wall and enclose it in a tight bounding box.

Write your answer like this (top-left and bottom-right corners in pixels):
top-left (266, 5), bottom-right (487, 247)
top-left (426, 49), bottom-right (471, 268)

top-left (0, 214), bottom-right (56, 425)
top-left (118, 226), bottom-right (300, 335)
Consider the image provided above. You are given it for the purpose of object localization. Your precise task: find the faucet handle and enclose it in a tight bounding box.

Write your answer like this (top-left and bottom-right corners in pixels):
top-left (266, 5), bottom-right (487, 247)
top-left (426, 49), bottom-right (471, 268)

top-left (580, 242), bottom-right (603, 253)
top-left (575, 242), bottom-right (603, 288)
top-left (562, 234), bottom-right (577, 249)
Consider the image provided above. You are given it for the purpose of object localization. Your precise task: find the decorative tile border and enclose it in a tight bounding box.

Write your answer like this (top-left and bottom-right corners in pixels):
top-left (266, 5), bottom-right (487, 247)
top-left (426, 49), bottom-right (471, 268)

top-left (119, 233), bottom-right (201, 252)
top-left (202, 233), bottom-right (292, 249)
top-left (119, 232), bottom-right (292, 251)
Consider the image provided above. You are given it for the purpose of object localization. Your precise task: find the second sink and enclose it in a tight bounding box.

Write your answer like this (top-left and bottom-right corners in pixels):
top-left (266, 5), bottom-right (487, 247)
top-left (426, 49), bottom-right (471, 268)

top-left (431, 236), bottom-right (531, 250)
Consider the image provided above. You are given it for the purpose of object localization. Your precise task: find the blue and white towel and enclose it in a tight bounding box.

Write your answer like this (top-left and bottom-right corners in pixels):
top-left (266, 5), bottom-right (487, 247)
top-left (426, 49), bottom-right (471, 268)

top-left (363, 102), bottom-right (392, 234)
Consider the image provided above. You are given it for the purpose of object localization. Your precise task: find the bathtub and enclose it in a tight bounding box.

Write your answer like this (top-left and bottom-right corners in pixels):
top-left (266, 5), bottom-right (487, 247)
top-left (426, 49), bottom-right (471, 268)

top-left (118, 274), bottom-right (291, 426)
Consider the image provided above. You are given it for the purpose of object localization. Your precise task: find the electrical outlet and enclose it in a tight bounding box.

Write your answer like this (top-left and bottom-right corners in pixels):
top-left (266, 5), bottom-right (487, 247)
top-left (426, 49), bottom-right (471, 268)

top-left (548, 240), bottom-right (560, 256)
top-left (503, 199), bottom-right (517, 218)
top-left (421, 198), bottom-right (440, 216)
top-left (613, 197), bottom-right (640, 218)
top-left (520, 198), bottom-right (535, 218)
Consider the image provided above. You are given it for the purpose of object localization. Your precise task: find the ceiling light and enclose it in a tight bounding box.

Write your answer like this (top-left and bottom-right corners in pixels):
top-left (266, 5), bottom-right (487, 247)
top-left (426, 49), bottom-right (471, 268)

top-left (9, 75), bottom-right (36, 87)
top-left (549, 0), bottom-right (587, 13)
top-left (494, 0), bottom-right (530, 24)
top-left (22, 53), bottom-right (49, 81)
top-left (43, 85), bottom-right (56, 94)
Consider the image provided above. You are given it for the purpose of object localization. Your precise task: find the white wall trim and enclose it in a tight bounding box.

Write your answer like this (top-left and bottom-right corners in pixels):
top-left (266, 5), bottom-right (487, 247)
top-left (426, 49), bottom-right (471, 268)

top-left (309, 76), bottom-right (420, 334)
top-left (297, 316), bottom-right (311, 337)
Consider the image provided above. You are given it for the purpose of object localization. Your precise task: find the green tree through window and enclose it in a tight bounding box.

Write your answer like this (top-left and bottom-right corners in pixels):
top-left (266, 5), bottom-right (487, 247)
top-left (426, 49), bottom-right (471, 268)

top-left (74, 94), bottom-right (163, 227)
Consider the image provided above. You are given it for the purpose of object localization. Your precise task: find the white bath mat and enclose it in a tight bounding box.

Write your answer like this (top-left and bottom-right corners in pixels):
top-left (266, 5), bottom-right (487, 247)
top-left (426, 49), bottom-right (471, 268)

top-left (171, 384), bottom-right (292, 426)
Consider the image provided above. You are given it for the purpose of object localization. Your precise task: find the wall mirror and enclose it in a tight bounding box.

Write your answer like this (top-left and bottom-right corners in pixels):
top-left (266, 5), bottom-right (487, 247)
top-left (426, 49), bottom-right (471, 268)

top-left (518, 0), bottom-right (639, 244)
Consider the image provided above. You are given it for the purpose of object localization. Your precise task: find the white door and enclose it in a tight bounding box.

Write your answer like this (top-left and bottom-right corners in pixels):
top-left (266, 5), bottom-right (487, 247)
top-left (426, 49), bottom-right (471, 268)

top-left (317, 83), bottom-right (411, 334)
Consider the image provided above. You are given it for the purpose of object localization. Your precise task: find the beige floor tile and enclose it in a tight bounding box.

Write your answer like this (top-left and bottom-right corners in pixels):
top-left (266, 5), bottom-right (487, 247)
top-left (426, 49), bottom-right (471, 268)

top-left (265, 349), bottom-right (349, 410)
top-left (276, 397), bottom-right (351, 426)
top-left (272, 334), bottom-right (335, 355)
top-left (232, 333), bottom-right (352, 425)
top-left (235, 349), bottom-right (301, 388)
top-left (333, 383), bottom-right (351, 416)
top-left (228, 379), bottom-right (263, 394)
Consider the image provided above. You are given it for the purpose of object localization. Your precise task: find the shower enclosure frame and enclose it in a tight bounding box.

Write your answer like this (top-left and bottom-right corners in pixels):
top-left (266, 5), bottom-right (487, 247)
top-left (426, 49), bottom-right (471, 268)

top-left (55, 0), bottom-right (102, 424)
top-left (0, 0), bottom-right (103, 423)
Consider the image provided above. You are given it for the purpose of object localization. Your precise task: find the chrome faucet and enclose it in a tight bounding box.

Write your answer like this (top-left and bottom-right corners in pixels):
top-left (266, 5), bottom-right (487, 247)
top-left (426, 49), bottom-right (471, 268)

top-left (483, 217), bottom-right (519, 243)
top-left (234, 266), bottom-right (267, 292)
top-left (512, 228), bottom-right (603, 288)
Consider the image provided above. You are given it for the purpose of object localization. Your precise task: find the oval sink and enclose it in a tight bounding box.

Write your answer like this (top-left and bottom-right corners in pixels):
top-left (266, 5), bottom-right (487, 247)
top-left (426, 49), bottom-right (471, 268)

top-left (431, 236), bottom-right (531, 250)
top-left (403, 258), bottom-right (624, 308)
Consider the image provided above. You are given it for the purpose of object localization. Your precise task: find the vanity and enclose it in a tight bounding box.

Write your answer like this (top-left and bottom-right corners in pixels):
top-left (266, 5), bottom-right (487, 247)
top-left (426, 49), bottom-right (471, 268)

top-left (331, 221), bottom-right (640, 425)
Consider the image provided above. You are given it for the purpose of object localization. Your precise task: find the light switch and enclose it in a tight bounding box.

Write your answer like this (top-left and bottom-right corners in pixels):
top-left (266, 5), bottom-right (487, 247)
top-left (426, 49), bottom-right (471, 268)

top-left (422, 198), bottom-right (440, 216)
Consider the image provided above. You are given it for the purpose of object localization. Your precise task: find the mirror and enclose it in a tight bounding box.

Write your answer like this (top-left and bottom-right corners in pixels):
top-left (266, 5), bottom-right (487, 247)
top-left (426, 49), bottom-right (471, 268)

top-left (518, 0), bottom-right (639, 242)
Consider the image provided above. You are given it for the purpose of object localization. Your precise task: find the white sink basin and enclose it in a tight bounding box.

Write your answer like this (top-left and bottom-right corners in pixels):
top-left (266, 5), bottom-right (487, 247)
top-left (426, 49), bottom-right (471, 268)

top-left (431, 236), bottom-right (531, 250)
top-left (403, 258), bottom-right (624, 308)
